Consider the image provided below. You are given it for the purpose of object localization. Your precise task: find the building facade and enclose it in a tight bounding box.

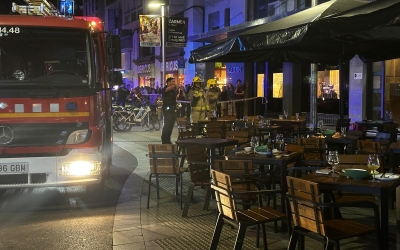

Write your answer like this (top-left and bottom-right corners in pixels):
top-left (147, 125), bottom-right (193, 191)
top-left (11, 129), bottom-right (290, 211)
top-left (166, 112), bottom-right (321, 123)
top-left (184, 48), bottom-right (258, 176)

top-left (82, 0), bottom-right (400, 123)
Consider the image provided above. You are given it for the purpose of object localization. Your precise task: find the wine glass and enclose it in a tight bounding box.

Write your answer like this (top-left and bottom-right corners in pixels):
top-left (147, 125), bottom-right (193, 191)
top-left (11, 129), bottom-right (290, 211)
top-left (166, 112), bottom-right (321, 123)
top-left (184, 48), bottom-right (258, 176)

top-left (283, 110), bottom-right (288, 120)
top-left (327, 151), bottom-right (339, 177)
top-left (318, 120), bottom-right (324, 133)
top-left (250, 136), bottom-right (259, 154)
top-left (276, 134), bottom-right (284, 152)
top-left (368, 154), bottom-right (380, 182)
top-left (243, 116), bottom-right (248, 128)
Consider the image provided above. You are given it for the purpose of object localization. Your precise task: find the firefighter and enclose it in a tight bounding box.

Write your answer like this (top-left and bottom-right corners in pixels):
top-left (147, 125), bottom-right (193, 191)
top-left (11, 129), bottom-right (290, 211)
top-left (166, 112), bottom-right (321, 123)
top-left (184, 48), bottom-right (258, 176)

top-left (188, 76), bottom-right (208, 122)
top-left (206, 79), bottom-right (220, 118)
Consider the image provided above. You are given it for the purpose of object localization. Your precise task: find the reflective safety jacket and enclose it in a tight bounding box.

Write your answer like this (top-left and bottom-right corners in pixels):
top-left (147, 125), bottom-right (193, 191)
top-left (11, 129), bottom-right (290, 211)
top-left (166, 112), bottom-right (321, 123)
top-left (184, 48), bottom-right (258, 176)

top-left (188, 87), bottom-right (209, 111)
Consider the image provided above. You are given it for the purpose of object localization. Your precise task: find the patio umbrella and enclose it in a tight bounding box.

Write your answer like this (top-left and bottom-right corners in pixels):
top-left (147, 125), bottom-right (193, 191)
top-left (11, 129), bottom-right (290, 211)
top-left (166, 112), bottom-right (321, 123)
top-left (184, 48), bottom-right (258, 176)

top-left (189, 0), bottom-right (400, 64)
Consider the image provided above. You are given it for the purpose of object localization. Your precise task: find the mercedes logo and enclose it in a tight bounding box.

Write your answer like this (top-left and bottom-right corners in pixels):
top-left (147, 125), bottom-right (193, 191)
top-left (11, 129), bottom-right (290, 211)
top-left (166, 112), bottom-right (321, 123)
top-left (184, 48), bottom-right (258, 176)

top-left (0, 126), bottom-right (14, 144)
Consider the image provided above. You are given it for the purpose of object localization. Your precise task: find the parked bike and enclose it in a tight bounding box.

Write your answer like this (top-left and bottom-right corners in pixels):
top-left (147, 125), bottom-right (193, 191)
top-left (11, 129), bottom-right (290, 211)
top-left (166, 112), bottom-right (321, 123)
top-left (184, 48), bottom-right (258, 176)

top-left (112, 104), bottom-right (160, 132)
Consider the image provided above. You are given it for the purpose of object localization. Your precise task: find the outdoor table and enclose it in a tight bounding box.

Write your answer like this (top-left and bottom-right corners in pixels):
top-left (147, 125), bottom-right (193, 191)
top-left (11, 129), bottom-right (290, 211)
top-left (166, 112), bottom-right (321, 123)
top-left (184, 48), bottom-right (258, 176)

top-left (215, 119), bottom-right (235, 137)
top-left (176, 138), bottom-right (239, 166)
top-left (324, 133), bottom-right (362, 154)
top-left (300, 167), bottom-right (400, 250)
top-left (227, 150), bottom-right (302, 230)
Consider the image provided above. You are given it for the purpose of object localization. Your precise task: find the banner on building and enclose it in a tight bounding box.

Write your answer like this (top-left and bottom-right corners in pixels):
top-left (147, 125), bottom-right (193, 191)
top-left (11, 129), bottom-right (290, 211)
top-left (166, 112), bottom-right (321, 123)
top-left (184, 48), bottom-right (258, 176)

top-left (166, 17), bottom-right (188, 47)
top-left (139, 15), bottom-right (161, 47)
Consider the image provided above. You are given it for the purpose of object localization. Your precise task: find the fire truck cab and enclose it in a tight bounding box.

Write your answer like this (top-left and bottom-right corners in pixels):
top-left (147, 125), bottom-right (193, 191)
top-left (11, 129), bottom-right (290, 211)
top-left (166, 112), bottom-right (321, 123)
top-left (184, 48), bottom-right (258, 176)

top-left (0, 1), bottom-right (122, 195)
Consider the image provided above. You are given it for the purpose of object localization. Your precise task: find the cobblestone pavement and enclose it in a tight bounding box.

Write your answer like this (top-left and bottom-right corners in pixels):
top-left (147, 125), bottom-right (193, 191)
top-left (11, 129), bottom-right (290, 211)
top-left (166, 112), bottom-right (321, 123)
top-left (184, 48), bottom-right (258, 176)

top-left (111, 124), bottom-right (396, 250)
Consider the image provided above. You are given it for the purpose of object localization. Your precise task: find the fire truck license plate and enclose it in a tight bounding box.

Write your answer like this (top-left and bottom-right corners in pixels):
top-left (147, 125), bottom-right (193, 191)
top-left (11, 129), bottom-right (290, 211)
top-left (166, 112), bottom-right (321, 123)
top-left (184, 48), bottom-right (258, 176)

top-left (0, 163), bottom-right (29, 173)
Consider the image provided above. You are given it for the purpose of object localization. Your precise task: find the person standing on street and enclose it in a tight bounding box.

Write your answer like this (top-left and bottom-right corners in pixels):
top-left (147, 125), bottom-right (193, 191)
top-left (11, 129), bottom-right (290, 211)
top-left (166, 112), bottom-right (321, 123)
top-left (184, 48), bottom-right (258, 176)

top-left (234, 79), bottom-right (245, 119)
top-left (188, 76), bottom-right (208, 122)
top-left (220, 86), bottom-right (228, 116)
top-left (161, 77), bottom-right (177, 144)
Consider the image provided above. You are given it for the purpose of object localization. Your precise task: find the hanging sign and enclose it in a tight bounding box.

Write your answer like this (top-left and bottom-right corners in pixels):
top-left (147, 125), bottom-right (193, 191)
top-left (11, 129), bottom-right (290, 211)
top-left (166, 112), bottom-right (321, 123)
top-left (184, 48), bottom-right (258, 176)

top-left (139, 15), bottom-right (161, 47)
top-left (166, 17), bottom-right (188, 47)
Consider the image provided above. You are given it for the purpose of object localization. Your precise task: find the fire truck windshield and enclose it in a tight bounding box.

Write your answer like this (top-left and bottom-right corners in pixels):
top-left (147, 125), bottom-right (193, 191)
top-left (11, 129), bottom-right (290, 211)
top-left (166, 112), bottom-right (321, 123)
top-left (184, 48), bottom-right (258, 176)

top-left (0, 27), bottom-right (90, 87)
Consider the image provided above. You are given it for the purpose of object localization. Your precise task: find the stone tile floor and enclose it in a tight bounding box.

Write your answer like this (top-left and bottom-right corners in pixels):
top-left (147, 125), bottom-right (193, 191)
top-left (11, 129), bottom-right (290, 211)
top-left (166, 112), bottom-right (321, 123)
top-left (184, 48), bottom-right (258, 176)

top-left (112, 125), bottom-right (398, 250)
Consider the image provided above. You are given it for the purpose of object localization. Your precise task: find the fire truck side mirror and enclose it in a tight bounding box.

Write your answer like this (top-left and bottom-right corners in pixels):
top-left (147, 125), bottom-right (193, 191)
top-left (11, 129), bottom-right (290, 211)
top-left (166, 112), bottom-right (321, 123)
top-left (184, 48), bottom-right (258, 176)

top-left (109, 71), bottom-right (123, 86)
top-left (106, 35), bottom-right (122, 69)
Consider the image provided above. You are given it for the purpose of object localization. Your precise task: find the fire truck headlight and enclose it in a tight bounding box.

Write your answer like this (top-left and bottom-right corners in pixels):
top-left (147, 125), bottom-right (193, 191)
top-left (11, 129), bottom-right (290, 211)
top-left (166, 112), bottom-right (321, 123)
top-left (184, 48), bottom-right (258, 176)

top-left (62, 161), bottom-right (101, 176)
top-left (66, 130), bottom-right (89, 144)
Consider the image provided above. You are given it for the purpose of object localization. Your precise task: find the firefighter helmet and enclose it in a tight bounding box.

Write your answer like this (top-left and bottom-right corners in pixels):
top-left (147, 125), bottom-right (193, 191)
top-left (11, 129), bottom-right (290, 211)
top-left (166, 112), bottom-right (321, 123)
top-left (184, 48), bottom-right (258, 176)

top-left (206, 79), bottom-right (217, 89)
top-left (192, 76), bottom-right (203, 83)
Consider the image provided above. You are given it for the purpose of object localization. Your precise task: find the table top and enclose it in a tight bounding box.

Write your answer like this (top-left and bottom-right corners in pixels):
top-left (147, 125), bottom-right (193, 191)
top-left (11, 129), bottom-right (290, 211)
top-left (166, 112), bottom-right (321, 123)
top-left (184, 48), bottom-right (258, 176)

top-left (227, 150), bottom-right (302, 166)
top-left (300, 167), bottom-right (400, 192)
top-left (324, 133), bottom-right (362, 143)
top-left (176, 138), bottom-right (238, 147)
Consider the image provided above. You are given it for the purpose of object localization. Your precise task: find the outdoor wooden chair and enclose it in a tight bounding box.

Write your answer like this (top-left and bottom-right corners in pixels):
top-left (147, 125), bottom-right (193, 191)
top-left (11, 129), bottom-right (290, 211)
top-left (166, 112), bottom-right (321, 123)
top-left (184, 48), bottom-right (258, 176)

top-left (209, 170), bottom-right (286, 250)
top-left (357, 140), bottom-right (388, 171)
top-left (147, 144), bottom-right (187, 209)
top-left (286, 176), bottom-right (381, 250)
top-left (285, 143), bottom-right (327, 177)
top-left (224, 130), bottom-right (250, 154)
top-left (177, 130), bottom-right (196, 154)
top-left (206, 122), bottom-right (223, 138)
top-left (182, 146), bottom-right (212, 217)
top-left (176, 117), bottom-right (190, 132)
top-left (214, 159), bottom-right (278, 222)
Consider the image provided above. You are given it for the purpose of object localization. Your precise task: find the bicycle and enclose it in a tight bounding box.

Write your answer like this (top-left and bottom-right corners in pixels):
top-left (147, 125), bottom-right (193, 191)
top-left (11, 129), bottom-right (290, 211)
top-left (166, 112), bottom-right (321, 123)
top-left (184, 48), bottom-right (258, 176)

top-left (112, 104), bottom-right (160, 132)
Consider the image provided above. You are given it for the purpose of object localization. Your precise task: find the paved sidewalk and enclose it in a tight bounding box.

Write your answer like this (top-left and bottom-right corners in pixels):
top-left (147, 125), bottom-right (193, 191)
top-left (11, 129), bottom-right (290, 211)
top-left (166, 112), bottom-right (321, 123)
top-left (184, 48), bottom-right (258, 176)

top-left (111, 125), bottom-right (394, 250)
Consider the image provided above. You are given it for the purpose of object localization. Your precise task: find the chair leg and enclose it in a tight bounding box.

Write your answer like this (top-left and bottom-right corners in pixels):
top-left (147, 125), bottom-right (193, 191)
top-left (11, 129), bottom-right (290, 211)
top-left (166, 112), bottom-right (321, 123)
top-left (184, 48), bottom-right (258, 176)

top-left (203, 185), bottom-right (212, 211)
top-left (182, 182), bottom-right (195, 217)
top-left (147, 174), bottom-right (152, 208)
top-left (175, 175), bottom-right (179, 197)
top-left (287, 226), bottom-right (299, 250)
top-left (180, 174), bottom-right (183, 209)
top-left (209, 213), bottom-right (224, 250)
top-left (155, 174), bottom-right (160, 199)
top-left (234, 223), bottom-right (247, 250)
top-left (261, 223), bottom-right (268, 250)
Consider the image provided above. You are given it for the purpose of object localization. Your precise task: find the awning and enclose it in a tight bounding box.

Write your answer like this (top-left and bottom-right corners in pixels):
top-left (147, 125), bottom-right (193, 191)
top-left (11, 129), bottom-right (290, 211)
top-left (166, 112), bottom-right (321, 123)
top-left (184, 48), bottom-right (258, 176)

top-left (189, 0), bottom-right (400, 64)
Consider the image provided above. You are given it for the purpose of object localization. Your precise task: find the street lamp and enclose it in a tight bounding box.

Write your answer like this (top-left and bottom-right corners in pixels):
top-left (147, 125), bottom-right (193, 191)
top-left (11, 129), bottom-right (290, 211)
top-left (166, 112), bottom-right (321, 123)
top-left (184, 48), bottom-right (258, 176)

top-left (149, 2), bottom-right (166, 87)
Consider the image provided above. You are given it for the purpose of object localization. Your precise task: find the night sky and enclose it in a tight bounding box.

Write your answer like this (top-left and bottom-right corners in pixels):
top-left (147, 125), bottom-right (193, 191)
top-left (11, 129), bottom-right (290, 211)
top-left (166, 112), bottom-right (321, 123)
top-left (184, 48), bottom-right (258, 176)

top-left (0, 0), bottom-right (83, 15)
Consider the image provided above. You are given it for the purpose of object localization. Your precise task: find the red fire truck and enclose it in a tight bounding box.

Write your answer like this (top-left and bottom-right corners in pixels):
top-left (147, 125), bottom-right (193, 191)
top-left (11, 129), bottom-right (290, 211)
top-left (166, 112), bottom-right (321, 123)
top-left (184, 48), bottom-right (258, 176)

top-left (0, 1), bottom-right (121, 195)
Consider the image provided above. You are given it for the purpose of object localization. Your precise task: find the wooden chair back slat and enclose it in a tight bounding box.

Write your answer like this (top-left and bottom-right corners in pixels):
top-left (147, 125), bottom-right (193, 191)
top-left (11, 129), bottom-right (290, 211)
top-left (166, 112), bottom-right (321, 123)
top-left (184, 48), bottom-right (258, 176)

top-left (148, 144), bottom-right (180, 174)
top-left (185, 146), bottom-right (207, 162)
top-left (286, 176), bottom-right (325, 236)
top-left (214, 159), bottom-right (255, 175)
top-left (178, 130), bottom-right (196, 140)
top-left (357, 140), bottom-right (382, 154)
top-left (211, 170), bottom-right (238, 221)
top-left (338, 154), bottom-right (368, 165)
top-left (214, 159), bottom-right (259, 200)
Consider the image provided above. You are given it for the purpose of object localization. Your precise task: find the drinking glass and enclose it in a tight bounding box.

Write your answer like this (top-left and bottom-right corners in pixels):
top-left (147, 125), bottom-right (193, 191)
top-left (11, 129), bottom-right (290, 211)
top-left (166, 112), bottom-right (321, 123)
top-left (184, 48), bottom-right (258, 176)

top-left (318, 120), bottom-right (324, 133)
top-left (250, 136), bottom-right (259, 154)
top-left (243, 116), bottom-right (248, 128)
top-left (283, 110), bottom-right (288, 120)
top-left (276, 134), bottom-right (284, 152)
top-left (266, 119), bottom-right (270, 127)
top-left (368, 154), bottom-right (380, 182)
top-left (295, 113), bottom-right (300, 121)
top-left (327, 150), bottom-right (339, 177)
top-left (341, 127), bottom-right (347, 137)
